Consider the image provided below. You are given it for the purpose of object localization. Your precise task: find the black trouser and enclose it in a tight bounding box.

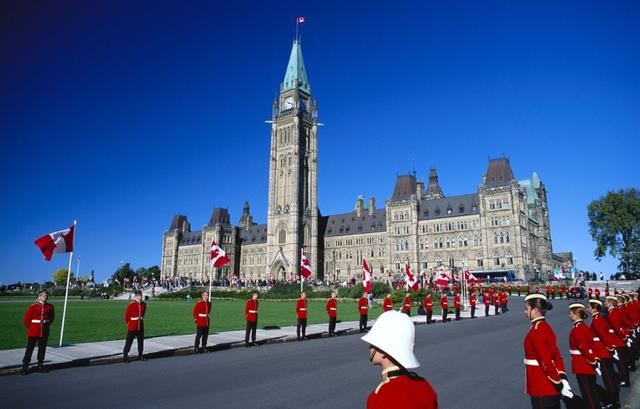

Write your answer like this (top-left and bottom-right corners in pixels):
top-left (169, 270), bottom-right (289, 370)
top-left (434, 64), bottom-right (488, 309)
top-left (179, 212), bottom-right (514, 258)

top-left (442, 309), bottom-right (448, 322)
top-left (195, 326), bottom-right (209, 349)
top-left (576, 374), bottom-right (600, 409)
top-left (502, 303), bottom-right (507, 313)
top-left (599, 358), bottom-right (619, 406)
top-left (123, 330), bottom-right (144, 357)
top-left (328, 316), bottom-right (336, 335)
top-left (494, 305), bottom-right (500, 315)
top-left (455, 308), bottom-right (460, 320)
top-left (359, 314), bottom-right (368, 332)
top-left (23, 327), bottom-right (49, 365)
top-left (426, 310), bottom-right (432, 324)
top-left (470, 306), bottom-right (475, 318)
top-left (403, 309), bottom-right (411, 316)
top-left (485, 305), bottom-right (490, 316)
top-left (245, 320), bottom-right (257, 344)
top-left (615, 347), bottom-right (630, 384)
top-left (297, 318), bottom-right (307, 339)
top-left (529, 395), bottom-right (560, 409)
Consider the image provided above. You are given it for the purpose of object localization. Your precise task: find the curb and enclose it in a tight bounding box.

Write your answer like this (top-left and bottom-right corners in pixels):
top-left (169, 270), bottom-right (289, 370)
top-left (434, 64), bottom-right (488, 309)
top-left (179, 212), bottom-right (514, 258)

top-left (624, 378), bottom-right (640, 409)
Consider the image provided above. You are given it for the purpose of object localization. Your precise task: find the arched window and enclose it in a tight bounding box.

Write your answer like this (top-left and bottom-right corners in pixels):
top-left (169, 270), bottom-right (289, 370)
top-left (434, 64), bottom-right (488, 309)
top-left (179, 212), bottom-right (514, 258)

top-left (494, 232), bottom-right (499, 244)
top-left (473, 235), bottom-right (478, 247)
top-left (506, 251), bottom-right (513, 265)
top-left (476, 253), bottom-right (483, 267)
top-left (448, 256), bottom-right (455, 267)
top-left (505, 231), bottom-right (510, 243)
top-left (278, 228), bottom-right (286, 244)
top-left (493, 251), bottom-right (500, 266)
top-left (500, 232), bottom-right (504, 244)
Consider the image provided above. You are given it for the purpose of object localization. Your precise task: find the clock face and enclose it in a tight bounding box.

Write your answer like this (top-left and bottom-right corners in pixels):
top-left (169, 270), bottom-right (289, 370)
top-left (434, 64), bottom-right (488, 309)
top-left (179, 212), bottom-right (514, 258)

top-left (283, 96), bottom-right (294, 110)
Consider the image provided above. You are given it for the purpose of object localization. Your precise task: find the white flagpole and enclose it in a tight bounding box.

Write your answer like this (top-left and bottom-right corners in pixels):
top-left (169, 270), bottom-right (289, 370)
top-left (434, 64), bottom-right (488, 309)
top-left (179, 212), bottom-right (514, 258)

top-left (300, 248), bottom-right (303, 292)
top-left (59, 220), bottom-right (77, 347)
top-left (208, 262), bottom-right (213, 299)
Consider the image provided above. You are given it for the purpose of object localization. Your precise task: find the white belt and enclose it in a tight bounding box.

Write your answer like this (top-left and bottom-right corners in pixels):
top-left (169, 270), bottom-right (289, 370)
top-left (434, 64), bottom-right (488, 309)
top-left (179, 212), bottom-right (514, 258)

top-left (299, 308), bottom-right (306, 311)
top-left (524, 359), bottom-right (539, 366)
top-left (609, 329), bottom-right (615, 333)
top-left (426, 304), bottom-right (432, 307)
top-left (31, 319), bottom-right (49, 323)
top-left (593, 337), bottom-right (601, 341)
top-left (248, 310), bottom-right (256, 313)
top-left (198, 314), bottom-right (209, 317)
top-left (360, 306), bottom-right (368, 309)
top-left (329, 308), bottom-right (336, 310)
top-left (570, 350), bottom-right (581, 355)
top-left (130, 317), bottom-right (143, 320)
top-left (405, 304), bottom-right (411, 307)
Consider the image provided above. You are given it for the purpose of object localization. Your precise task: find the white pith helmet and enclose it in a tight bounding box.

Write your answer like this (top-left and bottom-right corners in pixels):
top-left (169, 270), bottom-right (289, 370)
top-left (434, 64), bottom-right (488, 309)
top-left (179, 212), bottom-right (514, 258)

top-left (361, 310), bottom-right (420, 369)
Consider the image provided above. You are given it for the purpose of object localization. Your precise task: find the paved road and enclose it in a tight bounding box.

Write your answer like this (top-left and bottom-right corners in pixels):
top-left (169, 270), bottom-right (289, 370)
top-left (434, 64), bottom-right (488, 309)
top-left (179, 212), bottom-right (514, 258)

top-left (1, 298), bottom-right (636, 408)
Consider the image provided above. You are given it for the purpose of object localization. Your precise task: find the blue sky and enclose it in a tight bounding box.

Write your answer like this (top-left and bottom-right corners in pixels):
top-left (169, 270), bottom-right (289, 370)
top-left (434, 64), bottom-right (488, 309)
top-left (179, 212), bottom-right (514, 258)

top-left (1, 1), bottom-right (639, 284)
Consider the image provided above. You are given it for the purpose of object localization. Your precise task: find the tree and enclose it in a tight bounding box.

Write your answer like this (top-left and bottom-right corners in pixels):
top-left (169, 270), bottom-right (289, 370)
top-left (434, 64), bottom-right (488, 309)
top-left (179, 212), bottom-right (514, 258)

top-left (588, 188), bottom-right (640, 276)
top-left (52, 268), bottom-right (74, 286)
top-left (147, 266), bottom-right (161, 281)
top-left (111, 263), bottom-right (136, 284)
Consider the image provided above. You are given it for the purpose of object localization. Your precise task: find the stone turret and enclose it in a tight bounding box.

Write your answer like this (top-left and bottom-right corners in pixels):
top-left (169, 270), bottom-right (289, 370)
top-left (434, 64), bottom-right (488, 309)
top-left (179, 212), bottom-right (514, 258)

top-left (369, 197), bottom-right (376, 216)
top-left (355, 195), bottom-right (365, 217)
top-left (238, 201), bottom-right (254, 230)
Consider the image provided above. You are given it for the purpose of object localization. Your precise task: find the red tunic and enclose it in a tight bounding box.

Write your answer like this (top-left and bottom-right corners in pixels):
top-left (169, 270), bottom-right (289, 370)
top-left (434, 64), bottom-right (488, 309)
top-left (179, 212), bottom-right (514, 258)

top-left (23, 302), bottom-right (55, 337)
top-left (245, 299), bottom-right (259, 322)
top-left (440, 295), bottom-right (448, 310)
top-left (402, 296), bottom-right (412, 313)
top-left (192, 299), bottom-right (211, 327)
top-left (367, 369), bottom-right (439, 409)
top-left (608, 307), bottom-right (629, 341)
top-left (483, 293), bottom-right (490, 306)
top-left (358, 297), bottom-right (369, 315)
top-left (383, 297), bottom-right (393, 312)
top-left (326, 298), bottom-right (337, 317)
top-left (469, 295), bottom-right (476, 308)
top-left (124, 301), bottom-right (146, 332)
top-left (589, 313), bottom-right (624, 351)
top-left (524, 318), bottom-right (565, 397)
top-left (568, 321), bottom-right (597, 375)
top-left (424, 296), bottom-right (433, 312)
top-left (296, 298), bottom-right (308, 319)
top-left (588, 321), bottom-right (612, 359)
top-left (453, 295), bottom-right (461, 310)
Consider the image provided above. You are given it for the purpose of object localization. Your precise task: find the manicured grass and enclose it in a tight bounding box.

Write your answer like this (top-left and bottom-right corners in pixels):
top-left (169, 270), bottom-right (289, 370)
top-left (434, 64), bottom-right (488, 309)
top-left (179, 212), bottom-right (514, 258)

top-left (0, 298), bottom-right (396, 350)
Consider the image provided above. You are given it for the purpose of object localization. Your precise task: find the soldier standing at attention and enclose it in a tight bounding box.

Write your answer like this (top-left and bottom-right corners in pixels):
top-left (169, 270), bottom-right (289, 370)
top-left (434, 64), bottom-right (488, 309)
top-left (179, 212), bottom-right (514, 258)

top-left (123, 290), bottom-right (147, 363)
top-left (383, 293), bottom-right (393, 312)
top-left (326, 291), bottom-right (338, 336)
top-left (493, 291), bottom-right (501, 316)
top-left (296, 291), bottom-right (308, 341)
top-left (362, 311), bottom-right (439, 409)
top-left (245, 291), bottom-right (259, 347)
top-left (192, 291), bottom-right (211, 353)
top-left (440, 293), bottom-right (448, 323)
top-left (21, 290), bottom-right (54, 375)
top-left (454, 293), bottom-right (461, 320)
top-left (358, 292), bottom-right (369, 332)
top-left (484, 289), bottom-right (491, 317)
top-left (567, 303), bottom-right (600, 409)
top-left (469, 291), bottom-right (477, 319)
top-left (402, 292), bottom-right (412, 316)
top-left (424, 292), bottom-right (433, 324)
top-left (587, 299), bottom-right (620, 409)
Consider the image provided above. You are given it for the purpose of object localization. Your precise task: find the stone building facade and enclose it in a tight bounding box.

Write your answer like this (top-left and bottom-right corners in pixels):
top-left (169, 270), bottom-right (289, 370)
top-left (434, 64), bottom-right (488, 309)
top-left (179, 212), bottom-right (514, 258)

top-left (161, 38), bottom-right (556, 282)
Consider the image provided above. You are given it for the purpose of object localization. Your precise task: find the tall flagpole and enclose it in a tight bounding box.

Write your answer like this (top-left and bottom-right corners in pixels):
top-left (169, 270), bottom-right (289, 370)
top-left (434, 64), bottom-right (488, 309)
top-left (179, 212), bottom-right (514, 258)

top-left (300, 248), bottom-right (303, 292)
top-left (59, 220), bottom-right (77, 347)
top-left (208, 262), bottom-right (213, 300)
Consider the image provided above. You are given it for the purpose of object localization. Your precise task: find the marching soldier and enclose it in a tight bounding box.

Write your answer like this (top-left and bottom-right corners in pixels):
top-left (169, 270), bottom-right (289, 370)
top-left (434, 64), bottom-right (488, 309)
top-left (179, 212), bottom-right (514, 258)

top-left (424, 292), bottom-right (433, 324)
top-left (440, 293), bottom-right (448, 323)
top-left (362, 311), bottom-right (439, 409)
top-left (383, 293), bottom-right (393, 312)
top-left (454, 293), bottom-right (461, 320)
top-left (245, 291), bottom-right (259, 347)
top-left (588, 299), bottom-right (620, 408)
top-left (523, 293), bottom-right (572, 409)
top-left (192, 290), bottom-right (211, 353)
top-left (123, 290), bottom-right (147, 363)
top-left (402, 292), bottom-right (412, 316)
top-left (358, 292), bottom-right (369, 332)
top-left (21, 290), bottom-right (54, 375)
top-left (493, 292), bottom-right (500, 316)
top-left (469, 291), bottom-right (476, 319)
top-left (296, 291), bottom-right (308, 341)
top-left (484, 290), bottom-right (491, 317)
top-left (567, 303), bottom-right (600, 409)
top-left (326, 291), bottom-right (338, 336)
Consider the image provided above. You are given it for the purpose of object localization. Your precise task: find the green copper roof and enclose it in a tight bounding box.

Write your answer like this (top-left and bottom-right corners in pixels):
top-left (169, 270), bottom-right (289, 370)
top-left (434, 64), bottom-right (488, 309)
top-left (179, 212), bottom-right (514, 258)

top-left (282, 40), bottom-right (311, 94)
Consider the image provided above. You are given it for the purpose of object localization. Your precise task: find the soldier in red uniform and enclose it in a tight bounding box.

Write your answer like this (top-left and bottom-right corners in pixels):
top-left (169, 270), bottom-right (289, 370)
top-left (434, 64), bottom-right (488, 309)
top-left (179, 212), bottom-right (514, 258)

top-left (123, 290), bottom-right (147, 363)
top-left (358, 292), bottom-right (369, 332)
top-left (493, 292), bottom-right (500, 316)
top-left (558, 285), bottom-right (565, 300)
top-left (192, 291), bottom-right (211, 353)
top-left (454, 293), bottom-right (461, 320)
top-left (588, 287), bottom-right (593, 299)
top-left (469, 291), bottom-right (477, 319)
top-left (440, 293), bottom-right (448, 323)
top-left (593, 297), bottom-right (630, 387)
top-left (326, 291), bottom-right (338, 336)
top-left (402, 292), bottom-right (412, 316)
top-left (587, 299), bottom-right (620, 408)
top-left (594, 288), bottom-right (600, 301)
top-left (516, 284), bottom-right (522, 297)
top-left (550, 286), bottom-right (556, 300)
top-left (382, 293), bottom-right (393, 312)
top-left (607, 295), bottom-right (635, 374)
top-left (362, 311), bottom-right (439, 409)
top-left (484, 290), bottom-right (491, 317)
top-left (21, 290), bottom-right (54, 375)
top-left (527, 283), bottom-right (531, 294)
top-left (424, 293), bottom-right (433, 324)
top-left (296, 291), bottom-right (308, 341)
top-left (245, 291), bottom-right (259, 347)
top-left (568, 303), bottom-right (600, 409)
top-left (523, 293), bottom-right (572, 409)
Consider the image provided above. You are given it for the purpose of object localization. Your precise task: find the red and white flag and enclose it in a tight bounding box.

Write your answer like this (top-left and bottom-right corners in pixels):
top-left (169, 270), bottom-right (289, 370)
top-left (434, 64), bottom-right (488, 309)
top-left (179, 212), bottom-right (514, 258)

top-left (300, 249), bottom-right (312, 280)
top-left (435, 270), bottom-right (450, 286)
top-left (34, 224), bottom-right (75, 261)
top-left (210, 240), bottom-right (231, 268)
top-left (296, 17), bottom-right (305, 24)
top-left (362, 258), bottom-right (372, 293)
top-left (405, 264), bottom-right (419, 291)
top-left (464, 269), bottom-right (480, 284)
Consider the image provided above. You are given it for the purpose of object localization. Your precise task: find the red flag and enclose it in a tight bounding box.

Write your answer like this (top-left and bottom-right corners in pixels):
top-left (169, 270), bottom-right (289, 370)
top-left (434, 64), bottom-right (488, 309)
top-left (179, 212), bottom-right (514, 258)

top-left (300, 249), bottom-right (312, 280)
top-left (210, 240), bottom-right (230, 268)
top-left (34, 224), bottom-right (75, 261)
top-left (404, 264), bottom-right (419, 291)
top-left (464, 269), bottom-right (480, 284)
top-left (362, 258), bottom-right (372, 293)
top-left (435, 270), bottom-right (450, 286)
top-left (296, 17), bottom-right (305, 24)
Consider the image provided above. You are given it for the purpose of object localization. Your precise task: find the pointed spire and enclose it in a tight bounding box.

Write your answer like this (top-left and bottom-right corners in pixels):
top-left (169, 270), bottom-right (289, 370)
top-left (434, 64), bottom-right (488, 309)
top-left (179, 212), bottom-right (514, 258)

top-left (425, 168), bottom-right (444, 199)
top-left (282, 40), bottom-right (311, 94)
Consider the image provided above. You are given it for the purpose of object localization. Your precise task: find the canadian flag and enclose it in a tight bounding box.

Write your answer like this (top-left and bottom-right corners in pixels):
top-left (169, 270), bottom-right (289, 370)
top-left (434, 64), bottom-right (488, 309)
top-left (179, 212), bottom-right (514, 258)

top-left (210, 240), bottom-right (231, 268)
top-left (464, 269), bottom-right (480, 284)
top-left (296, 17), bottom-right (305, 24)
top-left (34, 224), bottom-right (75, 261)
top-left (405, 264), bottom-right (419, 291)
top-left (300, 249), bottom-right (312, 280)
top-left (362, 258), bottom-right (372, 293)
top-left (435, 270), bottom-right (450, 286)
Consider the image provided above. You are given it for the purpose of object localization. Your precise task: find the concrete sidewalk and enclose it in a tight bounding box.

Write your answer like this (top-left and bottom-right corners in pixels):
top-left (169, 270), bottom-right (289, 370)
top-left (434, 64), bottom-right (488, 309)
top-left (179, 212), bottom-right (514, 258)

top-left (0, 304), bottom-right (495, 375)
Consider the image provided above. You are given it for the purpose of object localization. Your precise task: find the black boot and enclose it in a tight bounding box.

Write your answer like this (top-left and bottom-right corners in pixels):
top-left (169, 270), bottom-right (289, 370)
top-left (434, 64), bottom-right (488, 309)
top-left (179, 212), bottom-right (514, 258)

top-left (20, 363), bottom-right (28, 376)
top-left (37, 362), bottom-right (48, 373)
top-left (123, 354), bottom-right (129, 363)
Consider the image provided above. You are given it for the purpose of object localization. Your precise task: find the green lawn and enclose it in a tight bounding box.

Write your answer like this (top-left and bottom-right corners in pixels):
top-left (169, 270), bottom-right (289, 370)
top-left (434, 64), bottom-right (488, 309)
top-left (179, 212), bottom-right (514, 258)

top-left (0, 298), bottom-right (395, 350)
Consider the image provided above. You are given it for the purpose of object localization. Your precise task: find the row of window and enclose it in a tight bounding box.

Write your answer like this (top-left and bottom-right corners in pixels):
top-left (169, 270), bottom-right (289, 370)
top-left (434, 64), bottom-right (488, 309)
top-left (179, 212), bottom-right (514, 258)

top-left (489, 216), bottom-right (510, 226)
top-left (489, 198), bottom-right (510, 210)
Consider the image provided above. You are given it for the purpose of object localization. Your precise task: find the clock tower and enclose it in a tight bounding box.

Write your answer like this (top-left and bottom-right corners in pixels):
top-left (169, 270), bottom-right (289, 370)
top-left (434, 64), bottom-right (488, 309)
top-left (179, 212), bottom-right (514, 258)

top-left (266, 39), bottom-right (319, 281)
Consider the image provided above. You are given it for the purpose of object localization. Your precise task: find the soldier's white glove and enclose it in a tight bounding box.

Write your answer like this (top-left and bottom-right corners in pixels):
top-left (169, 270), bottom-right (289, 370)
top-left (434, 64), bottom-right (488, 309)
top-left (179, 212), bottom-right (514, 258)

top-left (612, 350), bottom-right (620, 361)
top-left (626, 338), bottom-right (632, 348)
top-left (560, 379), bottom-right (574, 399)
top-left (595, 362), bottom-right (602, 376)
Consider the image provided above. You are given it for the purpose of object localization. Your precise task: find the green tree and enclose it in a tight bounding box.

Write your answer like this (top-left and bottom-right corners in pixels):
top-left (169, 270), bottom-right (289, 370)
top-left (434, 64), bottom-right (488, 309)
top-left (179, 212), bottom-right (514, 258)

top-left (588, 188), bottom-right (640, 275)
top-left (147, 265), bottom-right (161, 281)
top-left (111, 263), bottom-right (136, 284)
top-left (52, 268), bottom-right (74, 286)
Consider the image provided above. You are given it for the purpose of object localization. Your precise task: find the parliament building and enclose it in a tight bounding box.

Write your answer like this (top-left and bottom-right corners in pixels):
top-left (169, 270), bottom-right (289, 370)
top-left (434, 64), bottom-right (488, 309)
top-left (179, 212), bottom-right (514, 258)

top-left (161, 38), bottom-right (556, 283)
